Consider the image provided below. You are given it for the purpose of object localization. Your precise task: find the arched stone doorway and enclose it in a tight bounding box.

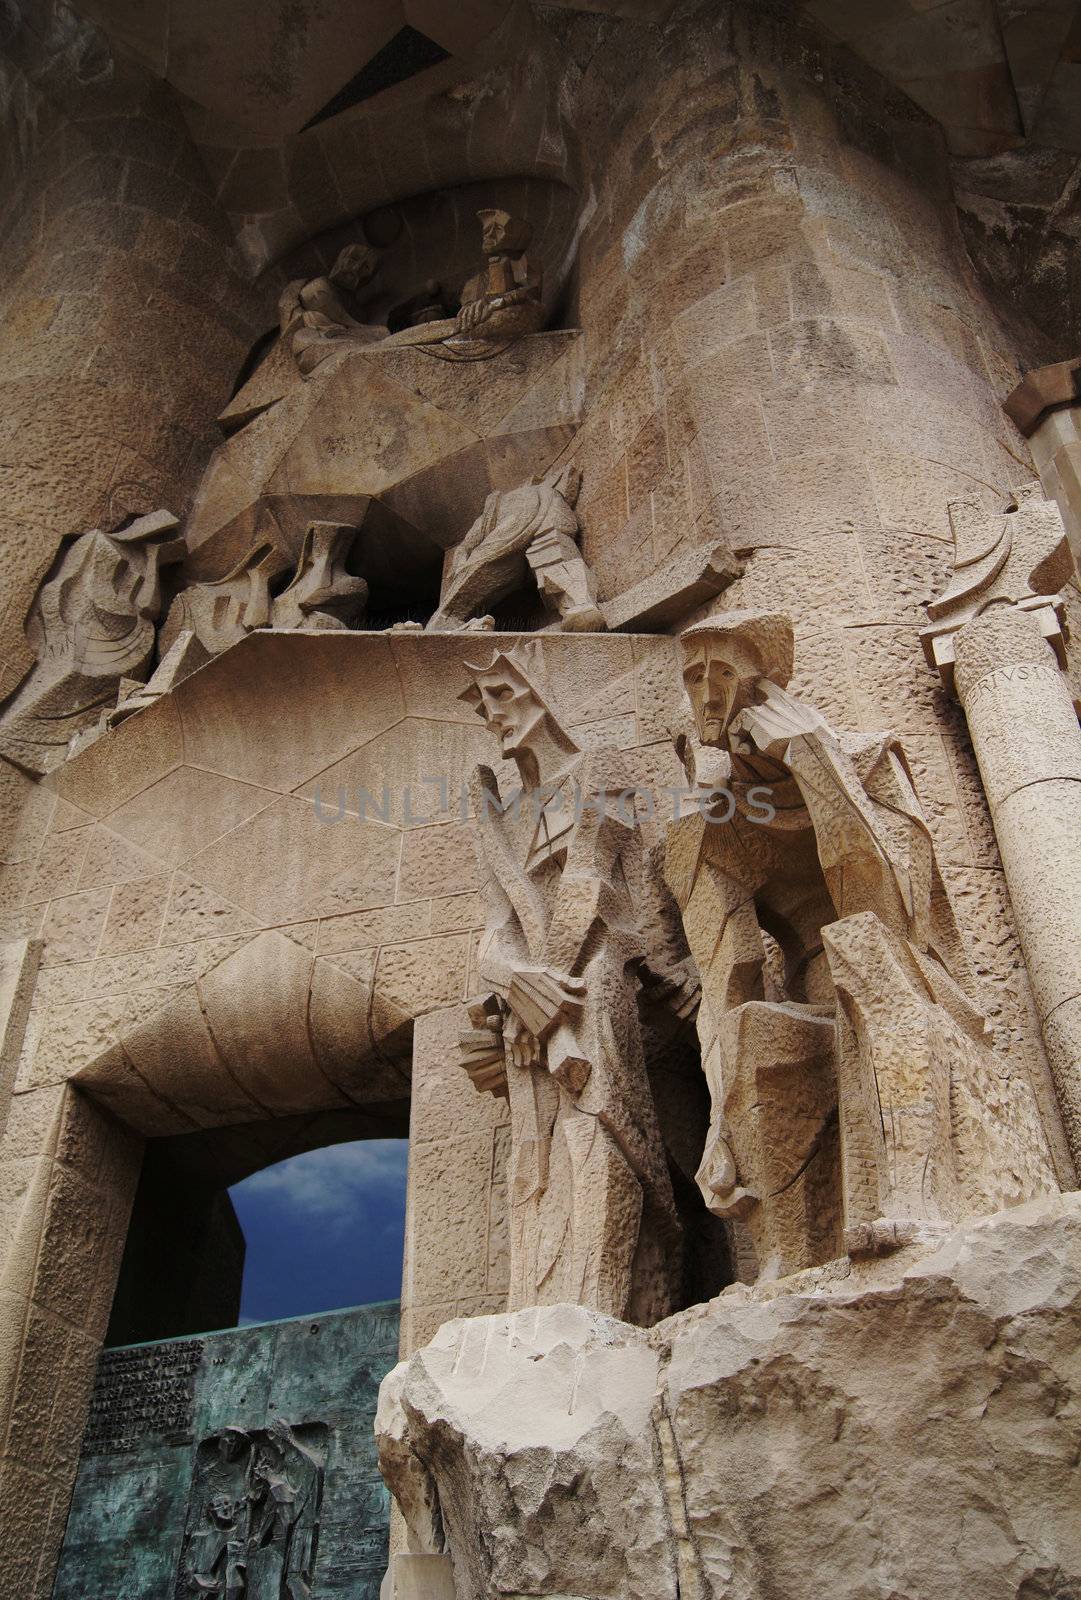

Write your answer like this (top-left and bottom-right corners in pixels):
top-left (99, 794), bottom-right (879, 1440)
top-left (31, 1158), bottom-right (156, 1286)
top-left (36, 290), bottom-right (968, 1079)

top-left (0, 626), bottom-right (681, 1590)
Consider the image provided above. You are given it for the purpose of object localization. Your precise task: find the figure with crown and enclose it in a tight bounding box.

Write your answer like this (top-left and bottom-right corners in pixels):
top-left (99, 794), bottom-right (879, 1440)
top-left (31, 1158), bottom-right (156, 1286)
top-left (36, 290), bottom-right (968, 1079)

top-left (456, 640), bottom-right (682, 1324)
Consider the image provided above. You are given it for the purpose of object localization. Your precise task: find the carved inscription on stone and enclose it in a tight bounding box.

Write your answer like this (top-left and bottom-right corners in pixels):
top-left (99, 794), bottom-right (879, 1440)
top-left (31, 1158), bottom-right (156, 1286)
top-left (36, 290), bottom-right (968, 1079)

top-left (83, 1341), bottom-right (203, 1455)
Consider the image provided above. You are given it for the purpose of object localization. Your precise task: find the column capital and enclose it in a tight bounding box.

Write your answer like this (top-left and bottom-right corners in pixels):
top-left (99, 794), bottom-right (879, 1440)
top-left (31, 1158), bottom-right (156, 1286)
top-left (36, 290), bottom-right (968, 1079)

top-left (1005, 356), bottom-right (1081, 437)
top-left (920, 486), bottom-right (1072, 694)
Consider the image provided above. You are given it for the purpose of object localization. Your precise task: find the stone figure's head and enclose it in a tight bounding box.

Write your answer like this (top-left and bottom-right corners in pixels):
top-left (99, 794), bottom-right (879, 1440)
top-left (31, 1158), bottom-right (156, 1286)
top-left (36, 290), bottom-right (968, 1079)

top-left (478, 209), bottom-right (532, 258)
top-left (209, 1495), bottom-right (237, 1527)
top-left (679, 611), bottom-right (794, 747)
top-left (330, 242), bottom-right (378, 292)
top-left (460, 641), bottom-right (578, 778)
top-left (460, 642), bottom-right (551, 757)
top-left (216, 1427), bottom-right (249, 1463)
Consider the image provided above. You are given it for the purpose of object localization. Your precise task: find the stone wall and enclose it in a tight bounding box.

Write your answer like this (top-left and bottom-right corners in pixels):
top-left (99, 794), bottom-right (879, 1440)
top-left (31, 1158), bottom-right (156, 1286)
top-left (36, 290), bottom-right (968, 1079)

top-left (0, 1), bottom-right (272, 705)
top-left (547, 0), bottom-right (1076, 1184)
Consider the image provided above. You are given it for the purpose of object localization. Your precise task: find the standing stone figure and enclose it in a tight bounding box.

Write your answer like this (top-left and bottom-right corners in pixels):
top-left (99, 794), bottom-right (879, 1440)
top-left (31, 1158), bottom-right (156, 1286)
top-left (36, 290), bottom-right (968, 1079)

top-left (667, 611), bottom-right (1056, 1278)
top-left (0, 508), bottom-right (184, 772)
top-left (426, 467), bottom-right (604, 633)
top-left (458, 641), bottom-right (681, 1323)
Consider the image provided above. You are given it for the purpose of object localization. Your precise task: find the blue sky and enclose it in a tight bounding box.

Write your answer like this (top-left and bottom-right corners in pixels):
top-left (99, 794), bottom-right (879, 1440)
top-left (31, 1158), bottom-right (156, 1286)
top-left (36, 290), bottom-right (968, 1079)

top-left (229, 1138), bottom-right (408, 1323)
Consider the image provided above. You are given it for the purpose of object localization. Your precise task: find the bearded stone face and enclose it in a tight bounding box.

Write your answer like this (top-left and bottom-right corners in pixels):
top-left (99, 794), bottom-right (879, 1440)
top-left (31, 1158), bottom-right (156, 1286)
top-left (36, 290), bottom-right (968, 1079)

top-left (681, 637), bottom-right (755, 748)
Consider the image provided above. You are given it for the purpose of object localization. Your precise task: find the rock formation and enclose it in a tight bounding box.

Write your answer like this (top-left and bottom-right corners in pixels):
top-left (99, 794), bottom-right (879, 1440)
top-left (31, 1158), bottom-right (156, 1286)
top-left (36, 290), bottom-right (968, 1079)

top-left (380, 1195), bottom-right (1081, 1600)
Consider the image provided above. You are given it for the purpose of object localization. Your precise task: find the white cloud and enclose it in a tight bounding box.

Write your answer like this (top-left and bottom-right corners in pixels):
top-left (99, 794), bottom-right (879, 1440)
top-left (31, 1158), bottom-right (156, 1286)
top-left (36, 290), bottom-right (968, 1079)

top-left (231, 1139), bottom-right (408, 1226)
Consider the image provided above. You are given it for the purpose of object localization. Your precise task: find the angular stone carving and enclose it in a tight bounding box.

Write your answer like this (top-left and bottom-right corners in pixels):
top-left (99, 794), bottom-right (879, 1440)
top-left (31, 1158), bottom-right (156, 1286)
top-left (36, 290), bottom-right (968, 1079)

top-left (0, 509), bottom-right (184, 773)
top-left (666, 610), bottom-right (1056, 1278)
top-left (377, 210), bottom-right (544, 360)
top-left (268, 522), bottom-right (368, 631)
top-left (920, 485), bottom-right (1071, 692)
top-left (159, 542), bottom-right (291, 664)
top-left (177, 1419), bottom-right (326, 1599)
top-left (378, 1195), bottom-right (1081, 1600)
top-left (427, 467), bottom-right (604, 632)
top-left (600, 536), bottom-right (744, 632)
top-left (278, 243), bottom-right (385, 376)
top-left (458, 641), bottom-right (680, 1322)
top-left (1007, 361), bottom-right (1081, 566)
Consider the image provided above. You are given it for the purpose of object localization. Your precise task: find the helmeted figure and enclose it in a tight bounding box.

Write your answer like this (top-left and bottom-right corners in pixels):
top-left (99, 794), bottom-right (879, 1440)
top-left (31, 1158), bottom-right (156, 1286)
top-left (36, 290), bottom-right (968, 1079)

top-left (426, 467), bottom-right (604, 633)
top-left (378, 210), bottom-right (544, 359)
top-left (458, 641), bottom-right (680, 1323)
top-left (452, 209), bottom-right (544, 343)
top-left (667, 611), bottom-right (1056, 1277)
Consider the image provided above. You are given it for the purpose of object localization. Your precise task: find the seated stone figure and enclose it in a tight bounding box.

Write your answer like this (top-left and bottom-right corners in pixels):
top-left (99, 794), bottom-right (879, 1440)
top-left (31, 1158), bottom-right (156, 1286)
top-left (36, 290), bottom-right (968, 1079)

top-left (454, 208), bottom-right (544, 342)
top-left (426, 466), bottom-right (604, 632)
top-left (667, 611), bottom-right (1056, 1278)
top-left (0, 509), bottom-right (184, 772)
top-left (377, 209), bottom-right (544, 358)
top-left (457, 640), bottom-right (681, 1324)
top-left (278, 242), bottom-right (386, 376)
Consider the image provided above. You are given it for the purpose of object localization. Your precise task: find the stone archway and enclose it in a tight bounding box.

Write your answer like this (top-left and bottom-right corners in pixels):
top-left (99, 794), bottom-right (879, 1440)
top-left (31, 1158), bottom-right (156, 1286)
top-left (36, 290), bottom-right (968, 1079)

top-left (0, 626), bottom-right (677, 1591)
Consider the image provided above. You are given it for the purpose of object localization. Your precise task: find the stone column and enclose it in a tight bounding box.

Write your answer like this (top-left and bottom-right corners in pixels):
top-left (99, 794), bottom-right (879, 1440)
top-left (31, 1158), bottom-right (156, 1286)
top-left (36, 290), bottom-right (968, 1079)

top-left (952, 609), bottom-right (1081, 1167)
top-left (922, 489), bottom-right (1081, 1173)
top-left (1005, 358), bottom-right (1081, 565)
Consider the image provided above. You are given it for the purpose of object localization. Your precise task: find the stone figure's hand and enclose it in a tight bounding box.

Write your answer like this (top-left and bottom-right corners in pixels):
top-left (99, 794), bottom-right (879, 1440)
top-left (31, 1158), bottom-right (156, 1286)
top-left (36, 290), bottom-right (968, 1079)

top-left (456, 298), bottom-right (493, 334)
top-left (700, 1130), bottom-right (738, 1197)
top-left (503, 1011), bottom-right (540, 1069)
top-left (735, 683), bottom-right (827, 759)
top-left (459, 994), bottom-right (508, 1098)
top-left (507, 965), bottom-right (586, 1043)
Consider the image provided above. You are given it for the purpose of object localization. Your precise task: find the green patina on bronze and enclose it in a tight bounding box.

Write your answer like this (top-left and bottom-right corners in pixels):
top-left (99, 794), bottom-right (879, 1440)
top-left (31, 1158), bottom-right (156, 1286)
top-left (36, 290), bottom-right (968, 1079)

top-left (53, 1301), bottom-right (399, 1600)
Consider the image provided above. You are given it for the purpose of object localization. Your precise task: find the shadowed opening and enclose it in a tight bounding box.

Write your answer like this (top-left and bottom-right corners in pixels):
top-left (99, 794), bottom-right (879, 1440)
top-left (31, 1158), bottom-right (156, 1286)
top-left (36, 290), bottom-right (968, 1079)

top-left (106, 1105), bottom-right (409, 1345)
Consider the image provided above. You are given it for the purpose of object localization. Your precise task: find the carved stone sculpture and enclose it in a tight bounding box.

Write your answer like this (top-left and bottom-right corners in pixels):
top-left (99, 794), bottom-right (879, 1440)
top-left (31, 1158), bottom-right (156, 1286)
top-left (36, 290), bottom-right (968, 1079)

top-left (666, 610), bottom-right (1056, 1277)
top-left (159, 542), bottom-right (291, 665)
top-left (103, 629), bottom-right (205, 731)
top-left (377, 210), bottom-right (544, 360)
top-left (454, 209), bottom-right (544, 342)
top-left (0, 509), bottom-right (184, 773)
top-left (278, 243), bottom-right (386, 376)
top-left (177, 1419), bottom-right (326, 1600)
top-left (427, 467), bottom-right (604, 632)
top-left (458, 641), bottom-right (681, 1323)
top-left (268, 522), bottom-right (367, 631)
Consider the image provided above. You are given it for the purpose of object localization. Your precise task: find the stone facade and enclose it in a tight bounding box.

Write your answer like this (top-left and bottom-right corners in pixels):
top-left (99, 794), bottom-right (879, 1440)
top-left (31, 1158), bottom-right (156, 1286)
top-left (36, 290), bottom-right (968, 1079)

top-left (1, 0), bottom-right (1080, 1595)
